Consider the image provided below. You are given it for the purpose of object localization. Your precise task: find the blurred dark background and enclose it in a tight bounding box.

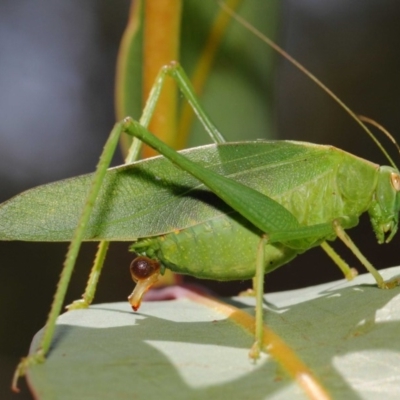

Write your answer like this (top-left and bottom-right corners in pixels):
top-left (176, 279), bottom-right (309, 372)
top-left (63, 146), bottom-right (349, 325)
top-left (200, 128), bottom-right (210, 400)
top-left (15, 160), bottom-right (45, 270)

top-left (1, 0), bottom-right (400, 398)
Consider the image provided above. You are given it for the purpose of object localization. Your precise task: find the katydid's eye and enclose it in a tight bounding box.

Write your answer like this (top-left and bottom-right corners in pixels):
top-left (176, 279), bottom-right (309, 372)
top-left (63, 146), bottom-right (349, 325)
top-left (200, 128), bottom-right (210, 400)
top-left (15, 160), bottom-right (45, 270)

top-left (390, 173), bottom-right (400, 191)
top-left (130, 256), bottom-right (160, 282)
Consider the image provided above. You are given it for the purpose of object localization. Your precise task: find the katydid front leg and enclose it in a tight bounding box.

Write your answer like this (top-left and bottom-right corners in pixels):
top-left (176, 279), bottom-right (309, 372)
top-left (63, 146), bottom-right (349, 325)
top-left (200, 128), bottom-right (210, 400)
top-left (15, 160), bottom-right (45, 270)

top-left (320, 241), bottom-right (358, 281)
top-left (332, 221), bottom-right (399, 289)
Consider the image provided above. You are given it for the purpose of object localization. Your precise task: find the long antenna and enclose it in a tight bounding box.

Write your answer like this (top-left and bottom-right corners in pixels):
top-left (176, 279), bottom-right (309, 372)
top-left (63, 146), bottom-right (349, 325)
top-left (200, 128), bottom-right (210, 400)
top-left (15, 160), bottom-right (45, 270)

top-left (358, 115), bottom-right (400, 154)
top-left (219, 1), bottom-right (398, 169)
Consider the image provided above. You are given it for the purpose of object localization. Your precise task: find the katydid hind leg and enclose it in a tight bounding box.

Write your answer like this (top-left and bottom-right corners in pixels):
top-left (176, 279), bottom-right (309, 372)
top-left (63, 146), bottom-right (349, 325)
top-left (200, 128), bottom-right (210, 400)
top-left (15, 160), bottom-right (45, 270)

top-left (126, 118), bottom-right (370, 254)
top-left (125, 61), bottom-right (226, 164)
top-left (12, 61), bottom-right (234, 389)
top-left (12, 122), bottom-right (124, 391)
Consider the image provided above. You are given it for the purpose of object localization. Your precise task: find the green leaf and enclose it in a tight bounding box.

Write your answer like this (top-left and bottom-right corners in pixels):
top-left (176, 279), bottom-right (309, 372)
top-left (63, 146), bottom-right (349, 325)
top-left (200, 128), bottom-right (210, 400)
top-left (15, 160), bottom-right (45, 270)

top-left (26, 266), bottom-right (400, 399)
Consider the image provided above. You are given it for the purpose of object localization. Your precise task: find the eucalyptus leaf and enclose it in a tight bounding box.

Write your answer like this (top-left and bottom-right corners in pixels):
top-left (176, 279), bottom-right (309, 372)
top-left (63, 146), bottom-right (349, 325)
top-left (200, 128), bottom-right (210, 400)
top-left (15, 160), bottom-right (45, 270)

top-left (27, 267), bottom-right (400, 399)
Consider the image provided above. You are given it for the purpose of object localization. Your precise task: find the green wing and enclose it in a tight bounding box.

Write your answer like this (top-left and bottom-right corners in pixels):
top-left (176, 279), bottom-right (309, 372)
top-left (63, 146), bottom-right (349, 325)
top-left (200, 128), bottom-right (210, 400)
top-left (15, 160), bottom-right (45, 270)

top-left (0, 141), bottom-right (368, 241)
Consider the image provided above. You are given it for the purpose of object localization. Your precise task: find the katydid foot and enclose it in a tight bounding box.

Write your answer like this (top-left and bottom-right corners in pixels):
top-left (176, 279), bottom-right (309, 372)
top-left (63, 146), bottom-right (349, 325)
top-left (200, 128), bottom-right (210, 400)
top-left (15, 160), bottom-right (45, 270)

top-left (249, 339), bottom-right (265, 360)
top-left (66, 298), bottom-right (91, 310)
top-left (12, 350), bottom-right (45, 393)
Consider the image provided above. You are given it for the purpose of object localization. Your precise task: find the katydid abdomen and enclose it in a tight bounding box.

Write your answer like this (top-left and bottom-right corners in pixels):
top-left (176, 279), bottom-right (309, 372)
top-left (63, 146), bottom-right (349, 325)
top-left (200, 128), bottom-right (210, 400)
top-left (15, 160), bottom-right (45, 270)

top-left (127, 140), bottom-right (396, 283)
top-left (130, 214), bottom-right (298, 280)
top-left (124, 134), bottom-right (399, 310)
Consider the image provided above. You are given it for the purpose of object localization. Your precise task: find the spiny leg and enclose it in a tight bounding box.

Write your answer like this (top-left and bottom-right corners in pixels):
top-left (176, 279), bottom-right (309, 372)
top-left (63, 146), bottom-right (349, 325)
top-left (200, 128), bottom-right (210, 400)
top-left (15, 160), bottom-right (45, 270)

top-left (332, 220), bottom-right (397, 289)
top-left (249, 235), bottom-right (267, 359)
top-left (66, 241), bottom-right (110, 310)
top-left (13, 62), bottom-right (225, 389)
top-left (244, 234), bottom-right (358, 303)
top-left (320, 241), bottom-right (358, 281)
top-left (12, 122), bottom-right (123, 391)
top-left (243, 237), bottom-right (347, 300)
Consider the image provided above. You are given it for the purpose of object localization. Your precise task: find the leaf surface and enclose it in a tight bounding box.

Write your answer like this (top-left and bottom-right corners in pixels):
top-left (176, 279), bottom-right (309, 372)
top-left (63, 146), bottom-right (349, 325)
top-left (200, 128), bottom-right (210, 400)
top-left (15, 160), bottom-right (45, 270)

top-left (26, 266), bottom-right (400, 399)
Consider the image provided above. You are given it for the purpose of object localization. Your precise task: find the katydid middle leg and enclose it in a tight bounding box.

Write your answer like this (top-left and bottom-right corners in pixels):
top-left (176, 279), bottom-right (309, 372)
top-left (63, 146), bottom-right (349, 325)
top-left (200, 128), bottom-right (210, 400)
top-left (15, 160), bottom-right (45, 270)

top-left (249, 235), bottom-right (268, 359)
top-left (241, 240), bottom-right (355, 299)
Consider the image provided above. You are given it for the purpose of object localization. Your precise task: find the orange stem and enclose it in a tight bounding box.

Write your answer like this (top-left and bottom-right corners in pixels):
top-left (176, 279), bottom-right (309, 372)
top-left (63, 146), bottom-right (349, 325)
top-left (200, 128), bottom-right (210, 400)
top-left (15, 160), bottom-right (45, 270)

top-left (186, 291), bottom-right (331, 400)
top-left (143, 0), bottom-right (182, 158)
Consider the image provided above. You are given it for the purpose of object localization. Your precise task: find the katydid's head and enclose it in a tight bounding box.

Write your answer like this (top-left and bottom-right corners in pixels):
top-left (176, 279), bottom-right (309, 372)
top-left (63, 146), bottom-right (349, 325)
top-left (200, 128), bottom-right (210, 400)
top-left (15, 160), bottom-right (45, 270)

top-left (353, 117), bottom-right (400, 244)
top-left (369, 166), bottom-right (400, 244)
top-left (128, 256), bottom-right (161, 311)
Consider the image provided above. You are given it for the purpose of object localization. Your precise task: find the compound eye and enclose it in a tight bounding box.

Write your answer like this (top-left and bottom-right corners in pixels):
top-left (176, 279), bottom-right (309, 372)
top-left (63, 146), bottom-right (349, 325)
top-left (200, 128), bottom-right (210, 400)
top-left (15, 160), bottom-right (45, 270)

top-left (130, 256), bottom-right (160, 282)
top-left (390, 172), bottom-right (400, 191)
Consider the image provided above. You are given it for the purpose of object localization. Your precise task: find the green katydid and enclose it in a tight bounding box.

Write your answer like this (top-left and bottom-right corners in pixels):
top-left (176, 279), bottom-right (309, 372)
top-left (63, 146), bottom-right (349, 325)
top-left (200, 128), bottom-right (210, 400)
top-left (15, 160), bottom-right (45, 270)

top-left (2, 2), bottom-right (400, 392)
top-left (5, 61), bottom-right (400, 389)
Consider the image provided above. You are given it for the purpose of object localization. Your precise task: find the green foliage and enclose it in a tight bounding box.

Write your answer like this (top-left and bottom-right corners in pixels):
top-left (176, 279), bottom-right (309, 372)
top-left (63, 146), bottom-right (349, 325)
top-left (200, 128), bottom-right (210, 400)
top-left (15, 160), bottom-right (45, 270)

top-left (27, 267), bottom-right (400, 399)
